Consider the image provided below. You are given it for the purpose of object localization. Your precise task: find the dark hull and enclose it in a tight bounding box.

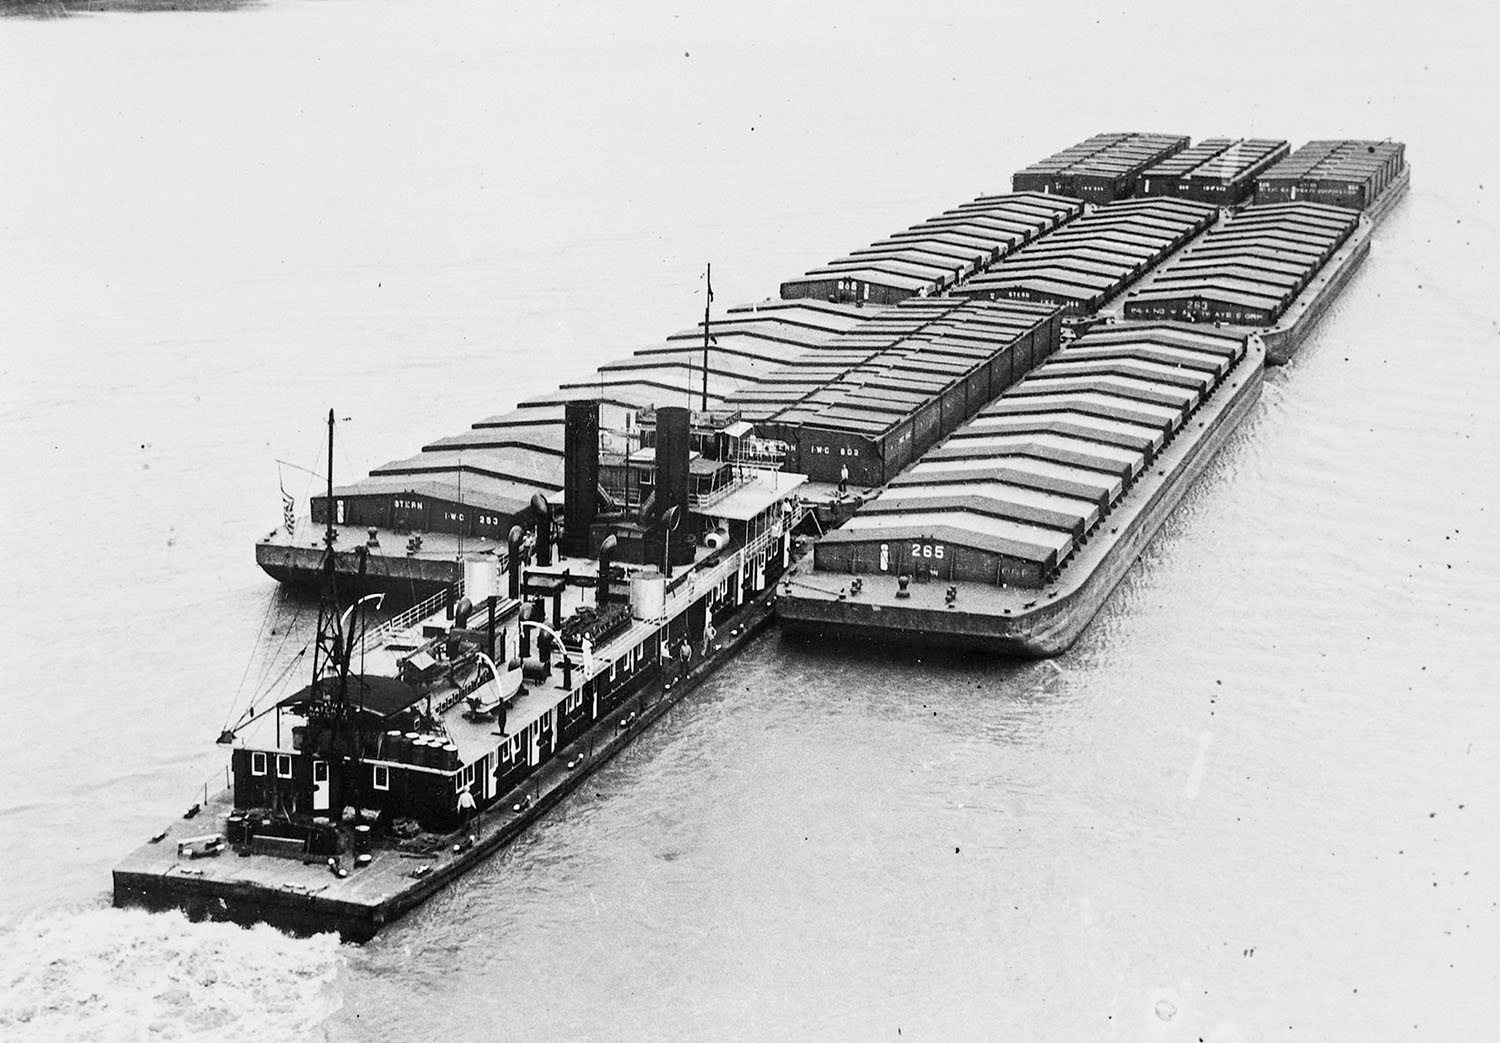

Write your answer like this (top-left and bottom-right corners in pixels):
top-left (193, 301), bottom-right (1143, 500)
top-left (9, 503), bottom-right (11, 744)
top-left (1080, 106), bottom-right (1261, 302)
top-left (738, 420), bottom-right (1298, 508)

top-left (256, 538), bottom-right (460, 602)
top-left (114, 570), bottom-right (786, 941)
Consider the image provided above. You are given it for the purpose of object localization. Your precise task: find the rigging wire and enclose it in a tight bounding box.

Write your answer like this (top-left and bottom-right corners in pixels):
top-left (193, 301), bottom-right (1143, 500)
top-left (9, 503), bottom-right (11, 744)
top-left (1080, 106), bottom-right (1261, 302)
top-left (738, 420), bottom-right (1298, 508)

top-left (224, 413), bottom-right (369, 739)
top-left (255, 639), bottom-right (315, 708)
top-left (219, 432), bottom-right (327, 735)
top-left (222, 593), bottom-right (279, 733)
top-left (230, 629), bottom-right (316, 733)
top-left (245, 596), bottom-right (307, 713)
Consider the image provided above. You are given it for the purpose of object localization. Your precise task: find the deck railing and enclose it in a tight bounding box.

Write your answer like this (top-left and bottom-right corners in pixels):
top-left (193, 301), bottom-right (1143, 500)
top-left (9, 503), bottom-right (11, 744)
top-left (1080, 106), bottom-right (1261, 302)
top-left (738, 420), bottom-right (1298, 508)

top-left (669, 500), bottom-right (808, 604)
top-left (358, 576), bottom-right (467, 655)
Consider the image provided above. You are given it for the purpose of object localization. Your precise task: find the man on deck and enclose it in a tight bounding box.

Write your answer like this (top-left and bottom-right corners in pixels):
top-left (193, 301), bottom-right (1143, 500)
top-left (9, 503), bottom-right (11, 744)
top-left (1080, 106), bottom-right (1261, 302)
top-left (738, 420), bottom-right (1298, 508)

top-left (457, 785), bottom-right (477, 839)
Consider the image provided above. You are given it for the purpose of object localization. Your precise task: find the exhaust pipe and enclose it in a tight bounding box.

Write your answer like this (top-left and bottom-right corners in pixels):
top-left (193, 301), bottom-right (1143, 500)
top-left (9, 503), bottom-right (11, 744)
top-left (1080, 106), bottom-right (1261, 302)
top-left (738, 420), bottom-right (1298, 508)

top-left (562, 401), bottom-right (600, 558)
top-left (530, 493), bottom-right (552, 566)
top-left (507, 525), bottom-right (524, 598)
top-left (597, 533), bottom-right (618, 607)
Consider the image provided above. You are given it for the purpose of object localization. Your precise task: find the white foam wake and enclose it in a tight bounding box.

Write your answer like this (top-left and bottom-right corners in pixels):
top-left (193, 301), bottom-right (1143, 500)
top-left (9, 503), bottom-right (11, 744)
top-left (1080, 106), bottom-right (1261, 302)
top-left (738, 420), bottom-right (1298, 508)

top-left (0, 906), bottom-right (346, 1043)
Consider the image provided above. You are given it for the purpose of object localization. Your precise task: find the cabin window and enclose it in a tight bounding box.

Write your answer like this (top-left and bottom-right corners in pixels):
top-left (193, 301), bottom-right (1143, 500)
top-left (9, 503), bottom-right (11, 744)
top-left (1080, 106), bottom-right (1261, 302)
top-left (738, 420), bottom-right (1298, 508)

top-left (275, 754), bottom-right (292, 779)
top-left (251, 751), bottom-right (267, 776)
top-left (372, 765), bottom-right (390, 791)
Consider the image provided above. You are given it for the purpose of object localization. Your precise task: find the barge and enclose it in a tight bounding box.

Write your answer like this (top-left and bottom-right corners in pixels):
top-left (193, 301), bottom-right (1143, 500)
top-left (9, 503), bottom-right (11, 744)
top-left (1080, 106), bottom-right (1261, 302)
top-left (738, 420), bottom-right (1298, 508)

top-left (252, 136), bottom-right (1407, 601)
top-left (1135, 137), bottom-right (1291, 207)
top-left (117, 405), bottom-right (816, 940)
top-left (255, 193), bottom-right (1081, 601)
top-left (1115, 200), bottom-right (1370, 365)
top-left (777, 323), bottom-right (1263, 656)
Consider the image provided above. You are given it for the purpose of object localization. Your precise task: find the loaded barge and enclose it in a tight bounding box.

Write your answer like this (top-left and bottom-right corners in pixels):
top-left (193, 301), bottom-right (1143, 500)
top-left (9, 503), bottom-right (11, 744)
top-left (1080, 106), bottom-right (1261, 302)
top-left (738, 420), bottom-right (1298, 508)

top-left (777, 324), bottom-right (1262, 656)
top-left (116, 406), bottom-right (816, 940)
top-left (255, 192), bottom-right (1078, 601)
top-left (251, 135), bottom-right (1405, 603)
top-left (1112, 137), bottom-right (1410, 363)
top-left (777, 132), bottom-right (1408, 655)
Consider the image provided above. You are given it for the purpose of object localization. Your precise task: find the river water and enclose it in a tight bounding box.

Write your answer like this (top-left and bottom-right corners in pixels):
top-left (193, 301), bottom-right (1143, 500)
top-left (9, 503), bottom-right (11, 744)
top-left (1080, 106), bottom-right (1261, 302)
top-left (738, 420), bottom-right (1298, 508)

top-left (2, 2), bottom-right (1498, 1039)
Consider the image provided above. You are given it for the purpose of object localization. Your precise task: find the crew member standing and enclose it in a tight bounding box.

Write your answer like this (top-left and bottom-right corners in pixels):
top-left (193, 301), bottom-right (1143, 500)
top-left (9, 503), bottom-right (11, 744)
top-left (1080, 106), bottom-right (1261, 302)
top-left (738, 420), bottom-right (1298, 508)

top-left (457, 785), bottom-right (478, 839)
top-left (838, 463), bottom-right (849, 496)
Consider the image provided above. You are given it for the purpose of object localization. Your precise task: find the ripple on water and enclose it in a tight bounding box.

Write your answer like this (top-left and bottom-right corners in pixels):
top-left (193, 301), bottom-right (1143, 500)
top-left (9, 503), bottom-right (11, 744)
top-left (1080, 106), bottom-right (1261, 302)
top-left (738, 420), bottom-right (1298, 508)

top-left (0, 906), bottom-right (346, 1043)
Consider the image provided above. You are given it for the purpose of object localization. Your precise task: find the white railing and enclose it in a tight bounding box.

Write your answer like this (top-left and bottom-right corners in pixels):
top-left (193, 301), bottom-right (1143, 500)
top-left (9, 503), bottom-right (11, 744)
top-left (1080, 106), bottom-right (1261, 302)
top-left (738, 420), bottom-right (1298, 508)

top-left (359, 578), bottom-right (465, 654)
top-left (671, 500), bottom-right (807, 604)
top-left (689, 472), bottom-right (752, 511)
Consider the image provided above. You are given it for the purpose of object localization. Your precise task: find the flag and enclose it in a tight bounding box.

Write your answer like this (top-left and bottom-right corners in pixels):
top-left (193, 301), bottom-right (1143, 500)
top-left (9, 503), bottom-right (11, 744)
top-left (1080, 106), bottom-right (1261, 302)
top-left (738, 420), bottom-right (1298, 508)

top-left (279, 467), bottom-right (296, 537)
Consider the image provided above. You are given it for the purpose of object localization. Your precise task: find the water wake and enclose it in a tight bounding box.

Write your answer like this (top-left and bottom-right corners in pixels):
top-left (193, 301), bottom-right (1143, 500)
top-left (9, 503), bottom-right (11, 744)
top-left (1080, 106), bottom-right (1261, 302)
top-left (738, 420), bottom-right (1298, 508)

top-left (0, 906), bottom-right (345, 1043)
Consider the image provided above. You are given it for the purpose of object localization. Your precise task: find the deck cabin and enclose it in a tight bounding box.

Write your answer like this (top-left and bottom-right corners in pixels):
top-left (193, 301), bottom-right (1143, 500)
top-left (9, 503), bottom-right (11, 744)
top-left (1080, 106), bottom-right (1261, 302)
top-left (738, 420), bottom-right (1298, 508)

top-left (231, 460), bottom-right (807, 843)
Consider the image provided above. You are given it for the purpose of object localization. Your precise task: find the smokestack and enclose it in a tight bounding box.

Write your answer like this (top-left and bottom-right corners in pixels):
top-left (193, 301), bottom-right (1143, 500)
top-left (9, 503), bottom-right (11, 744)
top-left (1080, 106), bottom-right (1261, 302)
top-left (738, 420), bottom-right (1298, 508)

top-left (654, 405), bottom-right (694, 570)
top-left (597, 534), bottom-right (618, 607)
top-left (562, 400), bottom-right (599, 558)
top-left (507, 525), bottom-right (524, 598)
top-left (530, 493), bottom-right (552, 566)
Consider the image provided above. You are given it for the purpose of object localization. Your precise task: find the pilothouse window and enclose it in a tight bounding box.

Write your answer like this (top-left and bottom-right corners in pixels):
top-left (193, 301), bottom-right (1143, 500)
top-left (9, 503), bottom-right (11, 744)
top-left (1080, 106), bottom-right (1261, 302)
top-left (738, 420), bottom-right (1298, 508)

top-left (372, 764), bottom-right (390, 791)
top-left (276, 754), bottom-right (292, 779)
top-left (251, 752), bottom-right (267, 776)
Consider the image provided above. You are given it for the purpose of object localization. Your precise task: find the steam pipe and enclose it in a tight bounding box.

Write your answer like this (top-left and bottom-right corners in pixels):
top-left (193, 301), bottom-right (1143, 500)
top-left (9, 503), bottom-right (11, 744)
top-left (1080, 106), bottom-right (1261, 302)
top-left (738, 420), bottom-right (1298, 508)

top-left (530, 493), bottom-right (552, 567)
top-left (507, 524), bottom-right (524, 598)
top-left (597, 533), bottom-right (619, 607)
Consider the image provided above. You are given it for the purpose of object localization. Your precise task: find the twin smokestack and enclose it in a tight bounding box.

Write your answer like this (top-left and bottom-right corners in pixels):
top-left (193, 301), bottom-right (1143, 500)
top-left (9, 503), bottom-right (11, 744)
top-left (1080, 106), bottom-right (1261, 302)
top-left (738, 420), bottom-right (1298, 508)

top-left (562, 400), bottom-right (694, 573)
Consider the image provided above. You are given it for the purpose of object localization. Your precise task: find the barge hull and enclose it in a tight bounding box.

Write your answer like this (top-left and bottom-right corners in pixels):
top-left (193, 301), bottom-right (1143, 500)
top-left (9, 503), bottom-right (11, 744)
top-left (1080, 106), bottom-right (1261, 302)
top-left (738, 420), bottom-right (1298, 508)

top-left (1259, 221), bottom-right (1371, 365)
top-left (1243, 164), bottom-right (1408, 364)
top-left (256, 535), bottom-right (461, 600)
top-left (778, 337), bottom-right (1265, 657)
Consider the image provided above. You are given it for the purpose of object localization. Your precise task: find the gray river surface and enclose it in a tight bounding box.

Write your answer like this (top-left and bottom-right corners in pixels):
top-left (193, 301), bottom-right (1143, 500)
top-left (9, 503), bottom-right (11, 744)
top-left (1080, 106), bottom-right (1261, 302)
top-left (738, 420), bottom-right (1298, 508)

top-left (3, 2), bottom-right (1499, 1039)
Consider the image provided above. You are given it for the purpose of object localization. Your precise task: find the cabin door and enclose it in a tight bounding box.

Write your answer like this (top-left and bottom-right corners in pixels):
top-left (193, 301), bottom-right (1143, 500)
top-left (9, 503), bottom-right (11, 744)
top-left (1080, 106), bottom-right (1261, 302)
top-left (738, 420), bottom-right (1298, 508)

top-left (312, 759), bottom-right (330, 812)
top-left (482, 753), bottom-right (497, 801)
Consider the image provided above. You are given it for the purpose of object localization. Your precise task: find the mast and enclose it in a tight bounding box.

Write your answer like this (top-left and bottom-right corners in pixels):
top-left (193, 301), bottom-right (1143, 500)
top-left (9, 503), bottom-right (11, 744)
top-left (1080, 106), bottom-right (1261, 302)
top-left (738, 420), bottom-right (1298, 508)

top-left (311, 409), bottom-right (341, 695)
top-left (702, 262), bottom-right (712, 413)
top-left (326, 408), bottom-right (334, 549)
top-left (309, 409), bottom-right (360, 809)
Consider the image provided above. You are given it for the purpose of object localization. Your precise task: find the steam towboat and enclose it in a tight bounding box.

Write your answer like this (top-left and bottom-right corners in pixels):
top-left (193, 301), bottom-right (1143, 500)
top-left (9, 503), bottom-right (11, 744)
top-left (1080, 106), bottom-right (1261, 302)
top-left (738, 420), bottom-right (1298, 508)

top-left (114, 404), bottom-right (815, 941)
